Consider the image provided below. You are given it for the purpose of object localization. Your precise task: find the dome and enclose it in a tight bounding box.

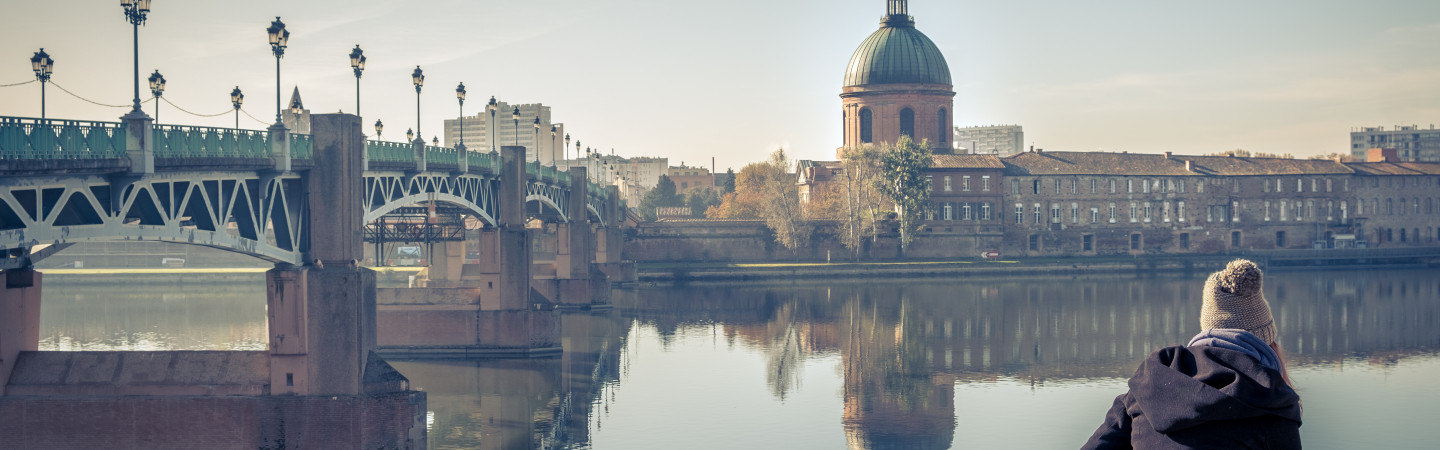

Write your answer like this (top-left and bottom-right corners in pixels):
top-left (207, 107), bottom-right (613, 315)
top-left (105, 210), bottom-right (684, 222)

top-left (843, 16), bottom-right (952, 87)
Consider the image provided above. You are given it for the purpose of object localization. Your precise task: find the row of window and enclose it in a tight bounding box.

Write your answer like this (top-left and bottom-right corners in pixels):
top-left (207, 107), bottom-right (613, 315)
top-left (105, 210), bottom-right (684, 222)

top-left (927, 175), bottom-right (992, 192)
top-left (1009, 199), bottom-right (1368, 226)
top-left (1029, 227), bottom-right (1440, 253)
top-left (850, 107), bottom-right (948, 145)
top-left (1008, 177), bottom-right (1369, 196)
top-left (927, 202), bottom-right (995, 221)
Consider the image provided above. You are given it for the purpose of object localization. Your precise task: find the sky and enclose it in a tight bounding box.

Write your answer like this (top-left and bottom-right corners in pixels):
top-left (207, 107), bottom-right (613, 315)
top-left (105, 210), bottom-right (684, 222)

top-left (2, 0), bottom-right (1438, 171)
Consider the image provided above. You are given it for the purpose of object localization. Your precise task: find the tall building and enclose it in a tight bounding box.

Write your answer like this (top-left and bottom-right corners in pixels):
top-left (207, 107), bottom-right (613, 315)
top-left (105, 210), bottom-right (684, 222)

top-left (839, 0), bottom-right (955, 155)
top-left (954, 125), bottom-right (1024, 156)
top-left (1350, 125), bottom-right (1440, 162)
top-left (442, 101), bottom-right (565, 165)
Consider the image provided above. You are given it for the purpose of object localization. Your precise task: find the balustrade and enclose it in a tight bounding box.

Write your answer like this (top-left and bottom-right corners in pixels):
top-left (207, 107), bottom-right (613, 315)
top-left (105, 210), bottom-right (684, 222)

top-left (0, 117), bottom-right (127, 160)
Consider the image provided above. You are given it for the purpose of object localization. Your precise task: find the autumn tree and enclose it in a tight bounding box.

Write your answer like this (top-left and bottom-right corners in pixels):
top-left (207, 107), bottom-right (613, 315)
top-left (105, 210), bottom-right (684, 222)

top-left (707, 149), bottom-right (810, 250)
top-left (835, 144), bottom-right (890, 259)
top-left (875, 136), bottom-right (932, 255)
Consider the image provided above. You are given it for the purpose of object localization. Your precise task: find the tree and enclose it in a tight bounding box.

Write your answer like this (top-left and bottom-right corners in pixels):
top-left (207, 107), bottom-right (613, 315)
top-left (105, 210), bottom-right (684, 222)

top-left (687, 188), bottom-right (722, 217)
top-left (639, 175), bottom-right (684, 221)
top-left (836, 144), bottom-right (890, 259)
top-left (723, 168), bottom-right (736, 194)
top-left (706, 149), bottom-right (810, 251)
top-left (1310, 152), bottom-right (1356, 162)
top-left (875, 136), bottom-right (932, 255)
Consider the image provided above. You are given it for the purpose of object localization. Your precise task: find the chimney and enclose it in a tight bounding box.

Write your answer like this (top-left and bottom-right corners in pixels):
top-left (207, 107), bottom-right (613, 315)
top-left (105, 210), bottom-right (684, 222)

top-left (1185, 160), bottom-right (1193, 171)
top-left (1366, 148), bottom-right (1398, 163)
top-left (1164, 151), bottom-right (1172, 159)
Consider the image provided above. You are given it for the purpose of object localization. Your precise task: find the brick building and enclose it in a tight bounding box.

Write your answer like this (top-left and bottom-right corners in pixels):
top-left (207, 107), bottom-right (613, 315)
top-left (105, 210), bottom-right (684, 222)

top-left (839, 0), bottom-right (954, 154)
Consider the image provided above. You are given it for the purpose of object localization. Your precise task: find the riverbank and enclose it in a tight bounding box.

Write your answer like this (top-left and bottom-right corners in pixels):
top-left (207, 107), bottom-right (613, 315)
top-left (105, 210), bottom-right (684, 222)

top-left (40, 266), bottom-right (425, 285)
top-left (637, 253), bottom-right (1436, 284)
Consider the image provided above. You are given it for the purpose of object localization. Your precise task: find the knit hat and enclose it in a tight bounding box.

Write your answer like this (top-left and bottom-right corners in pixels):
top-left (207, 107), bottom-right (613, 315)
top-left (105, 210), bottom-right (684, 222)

top-left (1200, 259), bottom-right (1277, 345)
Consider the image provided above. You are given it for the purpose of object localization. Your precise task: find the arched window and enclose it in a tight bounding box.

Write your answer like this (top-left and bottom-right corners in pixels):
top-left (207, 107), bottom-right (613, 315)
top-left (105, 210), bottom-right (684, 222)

top-left (860, 108), bottom-right (873, 144)
top-left (938, 108), bottom-right (948, 144)
top-left (900, 107), bottom-right (915, 139)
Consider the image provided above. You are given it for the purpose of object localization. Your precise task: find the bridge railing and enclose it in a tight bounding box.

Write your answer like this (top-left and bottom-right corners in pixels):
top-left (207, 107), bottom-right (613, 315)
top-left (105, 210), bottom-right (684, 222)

top-left (0, 116), bottom-right (126, 160)
top-left (366, 140), bottom-right (414, 163)
top-left (292, 134), bottom-right (313, 160)
top-left (425, 145), bottom-right (458, 166)
top-left (469, 150), bottom-right (499, 172)
top-left (151, 124), bottom-right (271, 159)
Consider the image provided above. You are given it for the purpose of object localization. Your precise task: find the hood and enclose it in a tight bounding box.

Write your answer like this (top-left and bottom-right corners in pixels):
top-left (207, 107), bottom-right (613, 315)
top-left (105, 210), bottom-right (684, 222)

top-left (1128, 346), bottom-right (1301, 434)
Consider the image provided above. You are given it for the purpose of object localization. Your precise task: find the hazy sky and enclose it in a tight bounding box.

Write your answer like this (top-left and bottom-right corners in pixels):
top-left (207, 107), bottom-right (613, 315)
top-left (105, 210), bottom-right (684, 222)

top-left (2, 0), bottom-right (1437, 170)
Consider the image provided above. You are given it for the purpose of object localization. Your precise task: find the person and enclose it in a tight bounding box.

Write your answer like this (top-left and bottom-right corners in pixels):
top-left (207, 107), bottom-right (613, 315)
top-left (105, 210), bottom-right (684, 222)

top-left (1081, 259), bottom-right (1302, 449)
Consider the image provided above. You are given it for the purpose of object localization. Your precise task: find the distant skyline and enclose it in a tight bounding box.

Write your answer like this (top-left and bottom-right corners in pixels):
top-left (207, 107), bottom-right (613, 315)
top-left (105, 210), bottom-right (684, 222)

top-left (1, 0), bottom-right (1437, 170)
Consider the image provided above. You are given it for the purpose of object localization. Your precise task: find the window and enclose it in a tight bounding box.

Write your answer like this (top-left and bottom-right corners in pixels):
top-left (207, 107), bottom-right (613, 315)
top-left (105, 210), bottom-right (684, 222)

top-left (1326, 200), bottom-right (1333, 221)
top-left (1109, 179), bottom-right (1116, 194)
top-left (900, 108), bottom-right (915, 138)
top-left (1279, 200), bottom-right (1287, 221)
top-left (1297, 178), bottom-right (1303, 192)
top-left (1055, 179), bottom-right (1062, 194)
top-left (1010, 179), bottom-right (1020, 195)
top-left (1233, 179), bottom-right (1240, 193)
top-left (1033, 180), bottom-right (1041, 195)
top-left (962, 175), bottom-right (970, 191)
top-left (1179, 233), bottom-right (1190, 250)
top-left (1343, 178), bottom-right (1349, 191)
top-left (1143, 180), bottom-right (1151, 194)
top-left (1197, 180), bottom-right (1203, 193)
top-left (1070, 179), bottom-right (1077, 194)
top-left (1108, 203), bottom-right (1116, 223)
top-left (962, 203), bottom-right (972, 220)
top-left (1090, 207), bottom-right (1099, 224)
top-left (1162, 201), bottom-right (1171, 222)
top-left (981, 202), bottom-right (991, 221)
top-left (1276, 231), bottom-right (1286, 247)
top-left (1231, 231), bottom-right (1242, 248)
top-left (1340, 201), bottom-right (1348, 222)
top-left (1144, 202), bottom-right (1153, 222)
top-left (1091, 179), bottom-right (1098, 194)
top-left (1127, 179), bottom-right (1134, 193)
top-left (1178, 180), bottom-right (1185, 193)
top-left (1129, 202), bottom-right (1138, 223)
top-left (1233, 201), bottom-right (1241, 222)
top-left (1070, 203), bottom-right (1079, 223)
top-left (1034, 203), bottom-right (1042, 224)
top-left (937, 109), bottom-right (947, 144)
top-left (1306, 200), bottom-right (1314, 221)
top-left (1325, 178), bottom-right (1332, 192)
top-left (982, 176), bottom-right (990, 191)
top-left (1083, 234), bottom-right (1094, 252)
top-left (859, 108), bottom-right (873, 143)
top-left (1029, 234), bottom-right (1040, 251)
top-left (1264, 201), bottom-right (1272, 221)
top-left (943, 176), bottom-right (951, 192)
top-left (1401, 228), bottom-right (1408, 242)
top-left (1178, 201), bottom-right (1186, 222)
top-left (927, 175), bottom-right (933, 192)
top-left (1015, 203), bottom-right (1024, 224)
top-left (1051, 203), bottom-right (1061, 223)
top-left (1130, 233), bottom-right (1141, 250)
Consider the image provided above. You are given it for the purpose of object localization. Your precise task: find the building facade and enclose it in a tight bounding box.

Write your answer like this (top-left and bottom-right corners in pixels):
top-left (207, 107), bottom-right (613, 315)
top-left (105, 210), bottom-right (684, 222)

top-left (839, 0), bottom-right (955, 154)
top-left (1350, 125), bottom-right (1440, 162)
top-left (442, 101), bottom-right (564, 165)
top-left (954, 125), bottom-right (1023, 156)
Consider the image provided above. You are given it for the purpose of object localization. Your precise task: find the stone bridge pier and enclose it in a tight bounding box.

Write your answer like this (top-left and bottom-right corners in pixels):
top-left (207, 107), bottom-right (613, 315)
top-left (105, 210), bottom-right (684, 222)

top-left (594, 185), bottom-right (637, 284)
top-left (375, 146), bottom-right (561, 358)
top-left (537, 166), bottom-right (612, 309)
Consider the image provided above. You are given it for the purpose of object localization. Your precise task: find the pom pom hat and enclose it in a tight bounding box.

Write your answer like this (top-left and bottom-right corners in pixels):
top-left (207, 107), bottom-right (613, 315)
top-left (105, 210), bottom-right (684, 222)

top-left (1200, 259), bottom-right (1278, 345)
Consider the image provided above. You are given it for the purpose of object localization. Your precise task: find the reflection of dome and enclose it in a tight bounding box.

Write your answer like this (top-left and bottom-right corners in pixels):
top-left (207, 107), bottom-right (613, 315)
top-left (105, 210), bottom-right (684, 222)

top-left (843, 7), bottom-right (951, 86)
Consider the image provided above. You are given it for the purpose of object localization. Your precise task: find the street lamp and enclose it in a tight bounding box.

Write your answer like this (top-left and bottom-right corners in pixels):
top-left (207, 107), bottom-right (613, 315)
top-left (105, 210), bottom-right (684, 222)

top-left (411, 66), bottom-right (423, 143)
top-left (486, 96), bottom-right (497, 152)
top-left (374, 119), bottom-right (383, 139)
top-left (533, 116), bottom-right (541, 163)
top-left (349, 45), bottom-right (365, 117)
top-left (432, 136), bottom-right (439, 147)
top-left (406, 128), bottom-right (414, 143)
top-left (230, 86), bottom-right (243, 129)
top-left (550, 125), bottom-right (557, 167)
top-left (456, 82), bottom-right (466, 147)
top-left (120, 0), bottom-right (151, 116)
top-left (564, 133), bottom-right (571, 166)
top-left (266, 17), bottom-right (290, 126)
top-left (147, 70), bottom-right (165, 123)
top-left (30, 49), bottom-right (53, 119)
top-left (511, 106), bottom-right (520, 147)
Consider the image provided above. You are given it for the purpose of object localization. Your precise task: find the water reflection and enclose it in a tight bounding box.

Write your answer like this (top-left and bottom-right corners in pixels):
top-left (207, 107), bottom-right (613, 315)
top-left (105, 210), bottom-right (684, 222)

top-left (35, 269), bottom-right (1440, 449)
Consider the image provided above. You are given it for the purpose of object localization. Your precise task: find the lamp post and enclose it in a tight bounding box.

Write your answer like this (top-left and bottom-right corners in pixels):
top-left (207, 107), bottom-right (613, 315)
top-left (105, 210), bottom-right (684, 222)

top-left (411, 66), bottom-right (423, 143)
top-left (147, 70), bottom-right (165, 123)
top-left (486, 96), bottom-right (497, 152)
top-left (230, 87), bottom-right (243, 129)
top-left (533, 116), bottom-right (541, 163)
top-left (456, 82), bottom-right (466, 147)
top-left (374, 119), bottom-right (383, 140)
top-left (406, 128), bottom-right (414, 143)
top-left (30, 49), bottom-right (53, 119)
top-left (550, 126), bottom-right (557, 167)
top-left (120, 0), bottom-right (151, 117)
top-left (511, 106), bottom-right (520, 147)
top-left (564, 133), bottom-right (571, 167)
top-left (432, 136), bottom-right (439, 147)
top-left (349, 45), bottom-right (365, 117)
top-left (266, 17), bottom-right (290, 126)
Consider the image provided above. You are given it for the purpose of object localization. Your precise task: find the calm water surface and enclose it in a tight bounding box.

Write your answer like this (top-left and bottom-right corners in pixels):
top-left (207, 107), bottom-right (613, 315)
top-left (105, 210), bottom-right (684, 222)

top-left (38, 268), bottom-right (1440, 449)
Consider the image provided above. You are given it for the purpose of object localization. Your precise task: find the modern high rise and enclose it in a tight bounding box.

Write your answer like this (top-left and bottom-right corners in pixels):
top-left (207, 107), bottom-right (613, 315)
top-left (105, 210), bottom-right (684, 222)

top-left (442, 101), bottom-right (565, 165)
top-left (954, 125), bottom-right (1024, 156)
top-left (1350, 124), bottom-right (1440, 162)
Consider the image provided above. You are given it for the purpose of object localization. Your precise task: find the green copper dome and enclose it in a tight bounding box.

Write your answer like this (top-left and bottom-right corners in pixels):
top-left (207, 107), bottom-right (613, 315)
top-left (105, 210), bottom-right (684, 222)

top-left (844, 15), bottom-right (952, 87)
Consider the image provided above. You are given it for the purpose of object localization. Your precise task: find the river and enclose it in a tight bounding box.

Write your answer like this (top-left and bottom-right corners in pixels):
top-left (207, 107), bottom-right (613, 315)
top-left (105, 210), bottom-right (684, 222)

top-left (37, 267), bottom-right (1440, 449)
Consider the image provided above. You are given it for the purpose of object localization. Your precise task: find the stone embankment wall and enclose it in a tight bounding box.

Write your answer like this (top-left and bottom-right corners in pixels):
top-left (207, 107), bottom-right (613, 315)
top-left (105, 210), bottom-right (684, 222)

top-left (624, 220), bottom-right (1003, 262)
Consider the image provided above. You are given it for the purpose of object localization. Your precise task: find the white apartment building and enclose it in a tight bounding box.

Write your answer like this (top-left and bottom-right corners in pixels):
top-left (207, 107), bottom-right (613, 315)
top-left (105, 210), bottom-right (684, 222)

top-left (955, 124), bottom-right (1024, 156)
top-left (1350, 124), bottom-right (1440, 162)
top-left (442, 101), bottom-right (565, 165)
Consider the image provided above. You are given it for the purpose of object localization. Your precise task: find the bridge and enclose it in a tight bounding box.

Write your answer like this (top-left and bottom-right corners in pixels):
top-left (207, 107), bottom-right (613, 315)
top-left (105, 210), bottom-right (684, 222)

top-left (0, 112), bottom-right (630, 447)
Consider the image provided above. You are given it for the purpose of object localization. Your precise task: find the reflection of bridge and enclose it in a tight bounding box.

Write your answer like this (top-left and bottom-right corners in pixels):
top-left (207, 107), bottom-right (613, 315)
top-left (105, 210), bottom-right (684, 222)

top-left (0, 113), bottom-right (629, 447)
